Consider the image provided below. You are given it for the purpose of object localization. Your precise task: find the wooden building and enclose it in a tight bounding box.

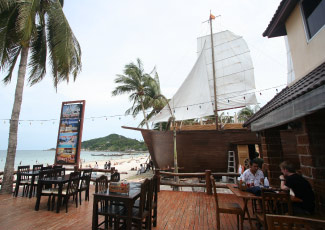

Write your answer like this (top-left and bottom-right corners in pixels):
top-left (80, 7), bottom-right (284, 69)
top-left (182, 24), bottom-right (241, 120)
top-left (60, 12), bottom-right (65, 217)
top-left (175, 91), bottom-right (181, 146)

top-left (244, 0), bottom-right (325, 213)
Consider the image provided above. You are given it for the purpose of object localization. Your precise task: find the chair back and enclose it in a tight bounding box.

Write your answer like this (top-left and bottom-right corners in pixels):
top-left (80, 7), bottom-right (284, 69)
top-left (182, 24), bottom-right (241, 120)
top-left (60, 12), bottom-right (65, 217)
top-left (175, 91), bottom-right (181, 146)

top-left (80, 169), bottom-right (92, 189)
top-left (95, 175), bottom-right (108, 193)
top-left (210, 175), bottom-right (220, 212)
top-left (138, 179), bottom-right (153, 217)
top-left (266, 214), bottom-right (325, 230)
top-left (66, 171), bottom-right (80, 195)
top-left (53, 165), bottom-right (63, 169)
top-left (110, 172), bottom-right (120, 182)
top-left (53, 168), bottom-right (65, 177)
top-left (32, 164), bottom-right (43, 172)
top-left (261, 189), bottom-right (292, 216)
top-left (18, 165), bottom-right (30, 181)
top-left (41, 166), bottom-right (52, 171)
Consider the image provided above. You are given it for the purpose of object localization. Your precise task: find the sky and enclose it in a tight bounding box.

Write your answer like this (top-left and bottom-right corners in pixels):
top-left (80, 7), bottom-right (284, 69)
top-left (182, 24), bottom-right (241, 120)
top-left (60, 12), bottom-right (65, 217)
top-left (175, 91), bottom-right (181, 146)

top-left (0, 0), bottom-right (288, 150)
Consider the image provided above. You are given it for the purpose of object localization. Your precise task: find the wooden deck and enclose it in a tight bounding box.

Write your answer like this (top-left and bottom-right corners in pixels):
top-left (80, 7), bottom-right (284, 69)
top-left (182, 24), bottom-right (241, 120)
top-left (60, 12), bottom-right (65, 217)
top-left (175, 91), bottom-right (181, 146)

top-left (0, 186), bottom-right (253, 230)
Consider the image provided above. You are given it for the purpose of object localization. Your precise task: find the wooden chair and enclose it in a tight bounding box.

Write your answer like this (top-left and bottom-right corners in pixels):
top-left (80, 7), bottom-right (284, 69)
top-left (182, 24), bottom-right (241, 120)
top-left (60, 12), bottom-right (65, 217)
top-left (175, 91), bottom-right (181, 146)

top-left (95, 175), bottom-right (124, 230)
top-left (15, 165), bottom-right (31, 197)
top-left (41, 166), bottom-right (52, 171)
top-left (117, 179), bottom-right (153, 230)
top-left (133, 176), bottom-right (158, 227)
top-left (256, 189), bottom-right (292, 230)
top-left (110, 172), bottom-right (120, 182)
top-left (266, 214), bottom-right (325, 230)
top-left (78, 169), bottom-right (92, 205)
top-left (28, 164), bottom-right (43, 196)
top-left (37, 169), bottom-right (56, 210)
top-left (210, 175), bottom-right (243, 230)
top-left (51, 171), bottom-right (80, 213)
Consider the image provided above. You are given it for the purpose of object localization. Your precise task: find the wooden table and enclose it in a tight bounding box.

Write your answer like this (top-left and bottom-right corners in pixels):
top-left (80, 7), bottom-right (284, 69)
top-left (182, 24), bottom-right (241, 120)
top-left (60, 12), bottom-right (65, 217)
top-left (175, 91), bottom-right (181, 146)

top-left (92, 183), bottom-right (141, 230)
top-left (15, 170), bottom-right (40, 198)
top-left (35, 174), bottom-right (70, 213)
top-left (227, 184), bottom-right (302, 229)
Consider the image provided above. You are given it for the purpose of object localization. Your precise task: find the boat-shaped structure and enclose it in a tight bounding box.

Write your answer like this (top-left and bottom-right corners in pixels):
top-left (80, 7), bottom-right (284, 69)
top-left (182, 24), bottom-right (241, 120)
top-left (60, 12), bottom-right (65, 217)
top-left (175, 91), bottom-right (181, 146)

top-left (125, 29), bottom-right (260, 172)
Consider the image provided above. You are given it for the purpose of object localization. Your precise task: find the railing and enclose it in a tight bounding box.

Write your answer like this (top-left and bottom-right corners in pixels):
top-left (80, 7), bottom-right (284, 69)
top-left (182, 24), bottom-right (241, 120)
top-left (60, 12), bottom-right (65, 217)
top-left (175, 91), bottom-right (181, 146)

top-left (0, 167), bottom-right (116, 185)
top-left (155, 169), bottom-right (240, 195)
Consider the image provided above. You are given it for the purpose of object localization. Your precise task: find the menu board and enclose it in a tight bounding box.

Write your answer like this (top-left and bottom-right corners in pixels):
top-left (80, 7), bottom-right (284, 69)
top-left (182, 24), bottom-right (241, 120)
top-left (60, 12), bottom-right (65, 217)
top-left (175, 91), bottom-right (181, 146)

top-left (55, 101), bottom-right (85, 165)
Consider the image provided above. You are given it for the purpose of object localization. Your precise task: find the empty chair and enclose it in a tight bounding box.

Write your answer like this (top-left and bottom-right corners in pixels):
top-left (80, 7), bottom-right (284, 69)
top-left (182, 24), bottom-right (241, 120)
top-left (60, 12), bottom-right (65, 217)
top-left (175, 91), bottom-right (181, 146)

top-left (28, 164), bottom-right (43, 196)
top-left (110, 172), bottom-right (120, 182)
top-left (51, 171), bottom-right (80, 213)
top-left (266, 214), bottom-right (325, 230)
top-left (41, 166), bottom-right (52, 171)
top-left (94, 175), bottom-right (124, 230)
top-left (33, 164), bottom-right (43, 171)
top-left (78, 169), bottom-right (92, 205)
top-left (117, 179), bottom-right (153, 230)
top-left (256, 189), bottom-right (292, 230)
top-left (15, 165), bottom-right (31, 197)
top-left (210, 175), bottom-right (244, 230)
top-left (37, 169), bottom-right (56, 210)
top-left (53, 165), bottom-right (63, 169)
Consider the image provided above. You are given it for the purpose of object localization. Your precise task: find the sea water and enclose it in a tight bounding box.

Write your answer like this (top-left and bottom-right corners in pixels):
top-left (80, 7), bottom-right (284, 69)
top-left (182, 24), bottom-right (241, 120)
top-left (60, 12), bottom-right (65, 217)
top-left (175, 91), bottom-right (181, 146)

top-left (0, 150), bottom-right (148, 171)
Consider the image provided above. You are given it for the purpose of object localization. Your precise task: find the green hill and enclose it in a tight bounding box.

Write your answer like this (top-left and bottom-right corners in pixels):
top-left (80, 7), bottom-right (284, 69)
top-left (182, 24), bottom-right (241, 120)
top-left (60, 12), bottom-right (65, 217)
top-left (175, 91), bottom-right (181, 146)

top-left (81, 134), bottom-right (147, 151)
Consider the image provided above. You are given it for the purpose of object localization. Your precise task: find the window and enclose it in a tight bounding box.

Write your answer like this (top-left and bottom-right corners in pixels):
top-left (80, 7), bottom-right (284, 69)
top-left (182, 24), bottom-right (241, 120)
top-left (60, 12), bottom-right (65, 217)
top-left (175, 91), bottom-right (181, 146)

top-left (301, 0), bottom-right (325, 39)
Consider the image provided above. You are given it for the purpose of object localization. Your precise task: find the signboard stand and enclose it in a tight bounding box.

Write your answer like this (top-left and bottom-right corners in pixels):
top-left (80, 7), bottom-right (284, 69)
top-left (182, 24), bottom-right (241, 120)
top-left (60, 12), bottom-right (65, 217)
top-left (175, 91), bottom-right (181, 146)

top-left (55, 100), bottom-right (85, 169)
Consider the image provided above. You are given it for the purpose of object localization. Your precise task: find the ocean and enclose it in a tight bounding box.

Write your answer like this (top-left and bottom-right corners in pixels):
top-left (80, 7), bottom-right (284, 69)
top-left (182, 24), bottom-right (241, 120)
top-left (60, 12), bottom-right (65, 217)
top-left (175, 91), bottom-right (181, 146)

top-left (0, 150), bottom-right (148, 171)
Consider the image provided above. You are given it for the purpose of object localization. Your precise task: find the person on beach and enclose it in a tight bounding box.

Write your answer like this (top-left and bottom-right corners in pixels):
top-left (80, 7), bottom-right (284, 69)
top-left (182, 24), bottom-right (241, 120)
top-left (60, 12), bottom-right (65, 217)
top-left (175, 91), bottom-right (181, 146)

top-left (108, 161), bottom-right (111, 169)
top-left (279, 161), bottom-right (315, 215)
top-left (104, 162), bottom-right (108, 170)
top-left (93, 162), bottom-right (99, 176)
top-left (137, 164), bottom-right (146, 175)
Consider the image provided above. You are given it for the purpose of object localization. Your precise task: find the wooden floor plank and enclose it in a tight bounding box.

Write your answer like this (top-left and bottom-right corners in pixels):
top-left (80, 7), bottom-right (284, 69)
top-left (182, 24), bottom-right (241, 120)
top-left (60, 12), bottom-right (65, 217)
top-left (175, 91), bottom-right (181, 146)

top-left (0, 186), bottom-right (253, 229)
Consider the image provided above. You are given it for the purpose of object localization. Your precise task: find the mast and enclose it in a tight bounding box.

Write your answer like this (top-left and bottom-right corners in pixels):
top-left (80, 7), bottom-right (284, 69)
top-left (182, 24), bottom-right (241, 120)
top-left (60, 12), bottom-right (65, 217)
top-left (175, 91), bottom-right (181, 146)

top-left (209, 12), bottom-right (219, 130)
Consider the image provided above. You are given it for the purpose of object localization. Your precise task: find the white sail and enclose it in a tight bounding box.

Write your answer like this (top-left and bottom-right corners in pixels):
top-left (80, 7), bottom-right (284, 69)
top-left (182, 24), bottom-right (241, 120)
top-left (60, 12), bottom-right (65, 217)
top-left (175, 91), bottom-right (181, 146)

top-left (150, 30), bottom-right (257, 123)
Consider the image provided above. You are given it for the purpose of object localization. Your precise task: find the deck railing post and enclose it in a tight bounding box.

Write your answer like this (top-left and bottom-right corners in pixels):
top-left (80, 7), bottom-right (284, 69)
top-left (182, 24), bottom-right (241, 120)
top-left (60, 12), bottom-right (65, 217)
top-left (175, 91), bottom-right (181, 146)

top-left (205, 170), bottom-right (212, 195)
top-left (155, 169), bottom-right (161, 192)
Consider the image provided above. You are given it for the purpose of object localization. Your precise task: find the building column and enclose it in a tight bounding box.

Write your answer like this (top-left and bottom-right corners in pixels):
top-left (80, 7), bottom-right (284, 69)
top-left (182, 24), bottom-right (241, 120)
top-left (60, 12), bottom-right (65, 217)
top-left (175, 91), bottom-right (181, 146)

top-left (260, 127), bottom-right (283, 187)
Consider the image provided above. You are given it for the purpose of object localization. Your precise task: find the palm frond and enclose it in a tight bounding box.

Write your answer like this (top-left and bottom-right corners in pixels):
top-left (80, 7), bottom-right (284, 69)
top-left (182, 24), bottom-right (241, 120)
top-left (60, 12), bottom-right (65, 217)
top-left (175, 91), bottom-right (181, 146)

top-left (46, 0), bottom-right (81, 87)
top-left (28, 23), bottom-right (47, 85)
top-left (2, 45), bottom-right (21, 84)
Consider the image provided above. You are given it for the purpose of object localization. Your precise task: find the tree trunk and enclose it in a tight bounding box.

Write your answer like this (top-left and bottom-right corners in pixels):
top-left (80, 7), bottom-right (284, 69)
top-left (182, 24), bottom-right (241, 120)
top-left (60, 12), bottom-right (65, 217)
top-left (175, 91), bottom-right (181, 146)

top-left (140, 96), bottom-right (149, 129)
top-left (0, 46), bottom-right (29, 194)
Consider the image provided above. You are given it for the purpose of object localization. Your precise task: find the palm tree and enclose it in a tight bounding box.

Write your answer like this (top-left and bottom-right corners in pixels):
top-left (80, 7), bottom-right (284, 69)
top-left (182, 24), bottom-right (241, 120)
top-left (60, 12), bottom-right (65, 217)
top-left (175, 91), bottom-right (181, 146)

top-left (112, 58), bottom-right (154, 129)
top-left (137, 70), bottom-right (167, 129)
top-left (237, 106), bottom-right (255, 123)
top-left (0, 0), bottom-right (81, 194)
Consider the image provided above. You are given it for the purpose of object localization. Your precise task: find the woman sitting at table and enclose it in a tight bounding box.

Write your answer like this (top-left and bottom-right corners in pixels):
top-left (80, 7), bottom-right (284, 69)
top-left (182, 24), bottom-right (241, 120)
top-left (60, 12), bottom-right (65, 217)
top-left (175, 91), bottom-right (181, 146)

top-left (279, 161), bottom-right (315, 215)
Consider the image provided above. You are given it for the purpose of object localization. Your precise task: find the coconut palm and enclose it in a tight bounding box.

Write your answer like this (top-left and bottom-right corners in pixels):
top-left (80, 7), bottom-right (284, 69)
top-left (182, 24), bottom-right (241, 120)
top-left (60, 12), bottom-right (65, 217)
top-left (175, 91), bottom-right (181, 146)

top-left (136, 70), bottom-right (167, 128)
top-left (112, 58), bottom-right (155, 129)
top-left (0, 0), bottom-right (81, 194)
top-left (237, 106), bottom-right (255, 123)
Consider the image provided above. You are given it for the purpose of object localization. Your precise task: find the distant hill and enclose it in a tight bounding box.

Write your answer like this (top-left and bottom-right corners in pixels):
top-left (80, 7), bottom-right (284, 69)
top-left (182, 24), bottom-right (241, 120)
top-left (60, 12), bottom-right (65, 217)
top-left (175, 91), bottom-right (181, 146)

top-left (81, 134), bottom-right (148, 152)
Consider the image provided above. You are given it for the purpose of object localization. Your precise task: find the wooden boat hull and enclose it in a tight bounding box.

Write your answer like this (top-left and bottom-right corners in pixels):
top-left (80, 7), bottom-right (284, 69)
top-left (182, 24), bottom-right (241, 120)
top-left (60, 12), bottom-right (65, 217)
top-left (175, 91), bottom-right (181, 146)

top-left (123, 127), bottom-right (259, 173)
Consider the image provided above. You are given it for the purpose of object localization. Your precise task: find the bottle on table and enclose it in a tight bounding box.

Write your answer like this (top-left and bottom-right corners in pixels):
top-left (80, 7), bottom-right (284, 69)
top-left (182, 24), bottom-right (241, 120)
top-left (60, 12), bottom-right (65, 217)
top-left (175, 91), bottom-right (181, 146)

top-left (264, 177), bottom-right (269, 188)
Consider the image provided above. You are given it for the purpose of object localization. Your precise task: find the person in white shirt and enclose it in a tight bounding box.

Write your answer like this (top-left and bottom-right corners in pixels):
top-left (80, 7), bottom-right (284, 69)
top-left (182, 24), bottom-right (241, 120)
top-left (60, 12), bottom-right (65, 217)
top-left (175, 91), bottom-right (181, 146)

top-left (242, 159), bottom-right (264, 186)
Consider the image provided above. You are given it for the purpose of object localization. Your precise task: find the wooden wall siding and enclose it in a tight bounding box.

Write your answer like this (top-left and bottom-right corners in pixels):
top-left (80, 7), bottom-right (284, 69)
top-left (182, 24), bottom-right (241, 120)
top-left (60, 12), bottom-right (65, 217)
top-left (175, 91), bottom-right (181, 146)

top-left (171, 123), bottom-right (246, 131)
top-left (0, 186), bottom-right (252, 230)
top-left (144, 129), bottom-right (259, 173)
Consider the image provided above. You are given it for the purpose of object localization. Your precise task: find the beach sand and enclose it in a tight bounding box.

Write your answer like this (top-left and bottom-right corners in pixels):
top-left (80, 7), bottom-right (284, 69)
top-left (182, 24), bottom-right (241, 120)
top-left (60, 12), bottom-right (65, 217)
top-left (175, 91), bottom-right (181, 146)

top-left (81, 153), bottom-right (150, 181)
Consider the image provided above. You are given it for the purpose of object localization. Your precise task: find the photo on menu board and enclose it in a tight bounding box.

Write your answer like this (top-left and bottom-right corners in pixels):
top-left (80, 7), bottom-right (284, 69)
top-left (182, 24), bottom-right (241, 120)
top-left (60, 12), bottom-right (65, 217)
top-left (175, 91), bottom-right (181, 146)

top-left (56, 102), bottom-right (84, 165)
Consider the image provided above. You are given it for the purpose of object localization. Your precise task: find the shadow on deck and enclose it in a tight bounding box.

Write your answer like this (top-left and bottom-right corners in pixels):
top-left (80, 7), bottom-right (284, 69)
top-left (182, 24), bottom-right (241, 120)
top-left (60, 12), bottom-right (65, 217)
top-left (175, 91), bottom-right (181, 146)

top-left (0, 185), bottom-right (253, 230)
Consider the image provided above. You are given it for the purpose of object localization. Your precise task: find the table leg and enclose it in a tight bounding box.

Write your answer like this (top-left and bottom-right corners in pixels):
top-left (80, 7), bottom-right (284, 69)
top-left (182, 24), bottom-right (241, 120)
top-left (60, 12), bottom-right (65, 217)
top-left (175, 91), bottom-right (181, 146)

top-left (35, 182), bottom-right (42, 211)
top-left (92, 197), bottom-right (98, 230)
top-left (14, 174), bottom-right (20, 197)
top-left (56, 184), bottom-right (63, 213)
top-left (243, 198), bottom-right (254, 230)
top-left (126, 201), bottom-right (133, 230)
top-left (29, 175), bottom-right (35, 198)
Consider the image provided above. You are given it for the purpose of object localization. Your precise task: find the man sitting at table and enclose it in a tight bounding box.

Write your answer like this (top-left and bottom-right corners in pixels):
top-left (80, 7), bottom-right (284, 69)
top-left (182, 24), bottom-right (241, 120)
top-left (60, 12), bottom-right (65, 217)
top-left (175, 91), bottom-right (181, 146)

top-left (279, 161), bottom-right (315, 215)
top-left (242, 159), bottom-right (264, 187)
